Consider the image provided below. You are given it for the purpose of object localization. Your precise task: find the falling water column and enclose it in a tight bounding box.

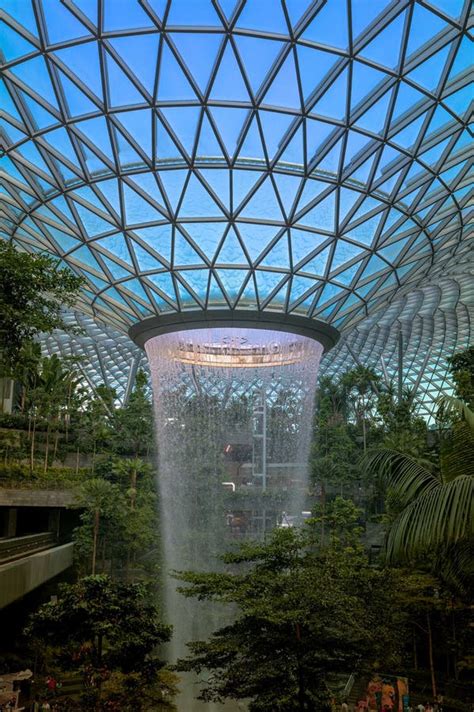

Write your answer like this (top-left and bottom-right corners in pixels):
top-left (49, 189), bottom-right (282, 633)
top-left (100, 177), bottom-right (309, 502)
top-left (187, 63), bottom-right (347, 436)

top-left (130, 315), bottom-right (339, 711)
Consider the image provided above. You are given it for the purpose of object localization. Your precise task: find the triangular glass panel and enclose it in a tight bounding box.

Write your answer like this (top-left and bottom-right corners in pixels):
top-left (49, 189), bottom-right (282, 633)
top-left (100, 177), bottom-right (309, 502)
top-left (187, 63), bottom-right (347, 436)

top-left (296, 180), bottom-right (329, 215)
top-left (77, 117), bottom-right (114, 161)
top-left (350, 62), bottom-right (387, 109)
top-left (314, 138), bottom-right (343, 174)
top-left (74, 203), bottom-right (114, 237)
top-left (405, 5), bottom-right (447, 57)
top-left (239, 177), bottom-right (284, 220)
top-left (263, 52), bottom-right (301, 110)
top-left (297, 245), bottom-right (330, 277)
top-left (330, 259), bottom-right (361, 286)
top-left (199, 169), bottom-right (230, 211)
top-left (354, 89), bottom-right (392, 134)
top-left (196, 113), bottom-right (225, 159)
top-left (173, 229), bottom-right (206, 266)
top-left (10, 55), bottom-right (60, 109)
top-left (258, 109), bottom-right (295, 158)
top-left (305, 118), bottom-right (335, 164)
top-left (236, 0), bottom-right (288, 34)
top-left (179, 174), bottom-right (224, 218)
top-left (343, 131), bottom-right (371, 171)
top-left (156, 43), bottom-right (197, 101)
top-left (97, 234), bottom-right (130, 261)
top-left (351, 1), bottom-right (391, 39)
top-left (43, 127), bottom-right (80, 166)
top-left (315, 282), bottom-right (344, 308)
top-left (235, 36), bottom-right (284, 95)
top-left (443, 85), bottom-right (471, 116)
top-left (19, 91), bottom-right (56, 130)
top-left (289, 274), bottom-right (317, 305)
top-left (407, 44), bottom-right (450, 92)
top-left (159, 169), bottom-right (189, 212)
top-left (255, 270), bottom-right (286, 301)
top-left (155, 115), bottom-right (182, 161)
top-left (360, 11), bottom-right (406, 69)
top-left (147, 272), bottom-right (177, 302)
top-left (346, 214), bottom-right (382, 246)
top-left (134, 225), bottom-right (172, 263)
top-left (297, 192), bottom-right (335, 231)
top-left (166, 0), bottom-right (222, 26)
top-left (290, 227), bottom-right (328, 266)
top-left (114, 126), bottom-right (145, 169)
top-left (259, 234), bottom-right (290, 268)
top-left (330, 239), bottom-right (365, 271)
top-left (236, 222), bottom-right (280, 262)
top-left (207, 274), bottom-right (228, 306)
top-left (210, 42), bottom-right (250, 102)
top-left (123, 184), bottom-right (163, 224)
top-left (311, 69), bottom-right (348, 120)
top-left (302, 0), bottom-right (348, 49)
top-left (274, 174), bottom-right (302, 217)
top-left (161, 106), bottom-right (201, 156)
top-left (215, 227), bottom-right (248, 264)
top-left (217, 269), bottom-right (248, 302)
top-left (278, 126), bottom-right (304, 165)
top-left (338, 187), bottom-right (361, 225)
top-left (391, 82), bottom-right (425, 122)
top-left (103, 0), bottom-right (153, 30)
top-left (129, 172), bottom-right (167, 210)
top-left (100, 255), bottom-right (131, 280)
top-left (109, 34), bottom-right (160, 94)
top-left (3, 0), bottom-right (39, 37)
top-left (105, 52), bottom-right (144, 106)
top-left (181, 222), bottom-right (226, 258)
top-left (297, 45), bottom-right (337, 103)
top-left (132, 241), bottom-right (164, 272)
top-left (178, 269), bottom-right (210, 298)
top-left (171, 33), bottom-right (223, 93)
top-left (236, 275), bottom-right (258, 308)
top-left (55, 41), bottom-right (103, 99)
top-left (210, 107), bottom-right (250, 157)
top-left (116, 109), bottom-right (152, 158)
top-left (237, 115), bottom-right (266, 162)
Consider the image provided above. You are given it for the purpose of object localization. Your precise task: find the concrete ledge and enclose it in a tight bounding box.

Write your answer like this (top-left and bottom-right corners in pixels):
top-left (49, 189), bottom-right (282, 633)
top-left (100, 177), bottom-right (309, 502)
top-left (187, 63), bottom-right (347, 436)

top-left (0, 542), bottom-right (74, 609)
top-left (0, 488), bottom-right (77, 508)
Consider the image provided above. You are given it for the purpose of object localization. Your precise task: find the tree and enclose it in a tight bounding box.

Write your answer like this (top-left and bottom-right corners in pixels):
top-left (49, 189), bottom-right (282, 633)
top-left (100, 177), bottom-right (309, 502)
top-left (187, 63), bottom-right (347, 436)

top-left (112, 370), bottom-right (154, 456)
top-left (175, 526), bottom-right (405, 711)
top-left (75, 479), bottom-right (124, 575)
top-left (0, 242), bottom-right (83, 366)
top-left (341, 366), bottom-right (380, 453)
top-left (24, 575), bottom-right (174, 711)
top-left (364, 400), bottom-right (474, 569)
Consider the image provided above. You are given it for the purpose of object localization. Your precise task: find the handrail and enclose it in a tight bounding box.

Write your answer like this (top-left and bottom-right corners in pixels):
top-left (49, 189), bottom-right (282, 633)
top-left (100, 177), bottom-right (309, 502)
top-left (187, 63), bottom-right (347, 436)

top-left (0, 532), bottom-right (56, 563)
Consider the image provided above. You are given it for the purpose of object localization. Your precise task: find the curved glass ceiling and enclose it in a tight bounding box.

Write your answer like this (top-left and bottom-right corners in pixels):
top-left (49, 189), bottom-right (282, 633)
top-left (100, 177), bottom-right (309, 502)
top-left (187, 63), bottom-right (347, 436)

top-left (0, 0), bottom-right (472, 334)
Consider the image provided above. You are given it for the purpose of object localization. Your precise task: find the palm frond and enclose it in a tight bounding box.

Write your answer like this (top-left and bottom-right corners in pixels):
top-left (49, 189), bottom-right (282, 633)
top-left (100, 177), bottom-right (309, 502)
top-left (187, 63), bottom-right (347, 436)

top-left (364, 449), bottom-right (440, 505)
top-left (386, 475), bottom-right (474, 561)
top-left (437, 396), bottom-right (474, 432)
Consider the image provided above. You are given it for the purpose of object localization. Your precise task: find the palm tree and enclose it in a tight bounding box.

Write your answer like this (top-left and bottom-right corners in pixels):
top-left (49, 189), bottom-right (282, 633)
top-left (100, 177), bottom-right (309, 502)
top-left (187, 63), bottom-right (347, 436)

top-left (76, 478), bottom-right (119, 574)
top-left (365, 398), bottom-right (474, 564)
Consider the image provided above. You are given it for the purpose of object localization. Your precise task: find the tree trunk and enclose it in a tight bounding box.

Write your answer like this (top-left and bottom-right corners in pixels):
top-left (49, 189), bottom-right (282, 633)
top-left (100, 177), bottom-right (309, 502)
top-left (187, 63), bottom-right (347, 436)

top-left (295, 623), bottom-right (306, 712)
top-left (130, 468), bottom-right (137, 510)
top-left (320, 480), bottom-right (326, 546)
top-left (30, 415), bottom-right (37, 472)
top-left (52, 426), bottom-right (60, 463)
top-left (92, 509), bottom-right (100, 575)
top-left (413, 626), bottom-right (418, 671)
top-left (43, 422), bottom-right (50, 474)
top-left (427, 612), bottom-right (437, 700)
top-left (75, 447), bottom-right (80, 475)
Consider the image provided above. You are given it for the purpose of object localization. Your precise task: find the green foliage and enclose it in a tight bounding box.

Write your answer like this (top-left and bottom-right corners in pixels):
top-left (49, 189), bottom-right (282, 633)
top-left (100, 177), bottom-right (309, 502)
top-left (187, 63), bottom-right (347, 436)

top-left (111, 370), bottom-right (154, 456)
top-left (175, 526), bottom-right (406, 711)
top-left (0, 242), bottom-right (83, 366)
top-left (24, 575), bottom-right (173, 710)
top-left (448, 345), bottom-right (474, 407)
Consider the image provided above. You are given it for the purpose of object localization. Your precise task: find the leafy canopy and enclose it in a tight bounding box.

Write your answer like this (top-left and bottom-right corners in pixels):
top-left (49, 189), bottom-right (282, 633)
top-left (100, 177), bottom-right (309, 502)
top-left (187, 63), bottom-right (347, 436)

top-left (0, 242), bottom-right (83, 365)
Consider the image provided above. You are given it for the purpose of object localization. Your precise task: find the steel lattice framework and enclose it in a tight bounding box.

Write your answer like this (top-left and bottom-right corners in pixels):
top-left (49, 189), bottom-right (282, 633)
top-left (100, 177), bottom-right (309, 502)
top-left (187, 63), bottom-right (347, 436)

top-left (0, 0), bottom-right (472, 414)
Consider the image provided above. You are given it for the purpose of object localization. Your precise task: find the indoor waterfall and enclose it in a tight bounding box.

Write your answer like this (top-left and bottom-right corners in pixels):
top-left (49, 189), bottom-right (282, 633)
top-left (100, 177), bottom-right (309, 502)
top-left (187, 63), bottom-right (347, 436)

top-left (146, 327), bottom-right (323, 711)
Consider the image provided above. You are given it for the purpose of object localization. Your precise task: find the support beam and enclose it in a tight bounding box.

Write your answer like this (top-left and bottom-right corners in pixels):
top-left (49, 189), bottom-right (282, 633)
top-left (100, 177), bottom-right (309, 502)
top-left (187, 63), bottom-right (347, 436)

top-left (398, 331), bottom-right (404, 403)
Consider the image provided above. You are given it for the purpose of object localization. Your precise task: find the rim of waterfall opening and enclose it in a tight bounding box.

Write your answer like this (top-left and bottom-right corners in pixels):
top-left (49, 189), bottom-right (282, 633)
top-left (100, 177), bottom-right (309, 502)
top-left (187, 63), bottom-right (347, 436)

top-left (128, 311), bottom-right (340, 353)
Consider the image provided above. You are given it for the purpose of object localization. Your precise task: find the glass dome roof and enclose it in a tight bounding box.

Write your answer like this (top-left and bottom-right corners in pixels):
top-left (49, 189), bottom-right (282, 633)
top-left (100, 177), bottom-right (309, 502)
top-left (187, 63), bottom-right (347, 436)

top-left (0, 0), bottom-right (472, 335)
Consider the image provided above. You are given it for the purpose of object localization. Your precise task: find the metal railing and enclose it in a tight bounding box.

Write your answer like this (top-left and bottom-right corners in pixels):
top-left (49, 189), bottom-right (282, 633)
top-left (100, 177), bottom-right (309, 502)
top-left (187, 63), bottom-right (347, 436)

top-left (0, 532), bottom-right (56, 563)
